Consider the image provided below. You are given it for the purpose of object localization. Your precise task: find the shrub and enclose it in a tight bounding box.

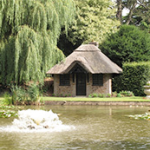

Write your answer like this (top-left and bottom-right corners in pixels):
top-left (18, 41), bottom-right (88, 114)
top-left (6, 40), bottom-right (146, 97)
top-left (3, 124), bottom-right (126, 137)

top-left (92, 93), bottom-right (98, 98)
top-left (98, 93), bottom-right (105, 98)
top-left (119, 91), bottom-right (134, 97)
top-left (60, 94), bottom-right (63, 97)
top-left (11, 85), bottom-right (27, 103)
top-left (113, 61), bottom-right (150, 96)
top-left (112, 91), bottom-right (117, 97)
top-left (89, 94), bottom-right (92, 98)
top-left (106, 93), bottom-right (111, 97)
top-left (11, 84), bottom-right (40, 104)
top-left (117, 93), bottom-right (122, 97)
top-left (3, 92), bottom-right (12, 105)
top-left (27, 84), bottom-right (40, 102)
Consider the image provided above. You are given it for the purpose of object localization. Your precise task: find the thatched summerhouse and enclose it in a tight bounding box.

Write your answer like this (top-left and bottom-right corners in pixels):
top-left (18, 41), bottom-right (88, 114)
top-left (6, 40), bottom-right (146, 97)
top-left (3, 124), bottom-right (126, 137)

top-left (47, 43), bottom-right (122, 97)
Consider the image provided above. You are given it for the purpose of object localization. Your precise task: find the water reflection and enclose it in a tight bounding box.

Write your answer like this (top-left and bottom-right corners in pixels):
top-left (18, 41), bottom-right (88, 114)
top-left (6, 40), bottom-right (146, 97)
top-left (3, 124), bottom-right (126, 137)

top-left (0, 106), bottom-right (150, 150)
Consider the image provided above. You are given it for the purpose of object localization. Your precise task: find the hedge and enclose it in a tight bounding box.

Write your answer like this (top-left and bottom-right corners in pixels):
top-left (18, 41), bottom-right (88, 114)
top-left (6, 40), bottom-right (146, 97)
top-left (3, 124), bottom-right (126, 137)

top-left (113, 61), bottom-right (150, 96)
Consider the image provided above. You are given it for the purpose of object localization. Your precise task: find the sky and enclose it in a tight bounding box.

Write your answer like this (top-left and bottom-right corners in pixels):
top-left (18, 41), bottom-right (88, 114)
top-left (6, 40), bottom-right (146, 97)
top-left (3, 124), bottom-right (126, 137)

top-left (122, 8), bottom-right (129, 16)
top-left (111, 0), bottom-right (129, 16)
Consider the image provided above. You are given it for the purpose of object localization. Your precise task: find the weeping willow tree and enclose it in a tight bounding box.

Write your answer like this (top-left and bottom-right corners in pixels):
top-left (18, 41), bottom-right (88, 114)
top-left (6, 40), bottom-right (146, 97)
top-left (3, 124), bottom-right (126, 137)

top-left (0, 0), bottom-right (75, 85)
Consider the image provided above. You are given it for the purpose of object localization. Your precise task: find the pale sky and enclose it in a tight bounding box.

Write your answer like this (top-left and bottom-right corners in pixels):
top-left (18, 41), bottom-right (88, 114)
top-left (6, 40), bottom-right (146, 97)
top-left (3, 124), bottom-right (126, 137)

top-left (111, 0), bottom-right (129, 16)
top-left (122, 8), bottom-right (129, 16)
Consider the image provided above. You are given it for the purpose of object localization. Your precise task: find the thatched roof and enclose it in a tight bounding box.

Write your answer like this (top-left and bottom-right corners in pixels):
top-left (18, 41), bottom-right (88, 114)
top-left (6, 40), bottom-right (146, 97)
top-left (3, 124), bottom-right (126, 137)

top-left (47, 44), bottom-right (122, 74)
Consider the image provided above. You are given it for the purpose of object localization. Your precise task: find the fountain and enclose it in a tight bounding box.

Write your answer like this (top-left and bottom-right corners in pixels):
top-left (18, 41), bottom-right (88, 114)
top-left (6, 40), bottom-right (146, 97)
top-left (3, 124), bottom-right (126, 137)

top-left (0, 109), bottom-right (75, 132)
top-left (1, 106), bottom-right (150, 149)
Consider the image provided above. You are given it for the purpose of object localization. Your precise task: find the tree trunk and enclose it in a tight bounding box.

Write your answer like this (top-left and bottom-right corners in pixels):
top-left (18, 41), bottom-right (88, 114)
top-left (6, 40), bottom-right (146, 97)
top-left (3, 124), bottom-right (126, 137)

top-left (116, 0), bottom-right (122, 24)
top-left (126, 1), bottom-right (137, 25)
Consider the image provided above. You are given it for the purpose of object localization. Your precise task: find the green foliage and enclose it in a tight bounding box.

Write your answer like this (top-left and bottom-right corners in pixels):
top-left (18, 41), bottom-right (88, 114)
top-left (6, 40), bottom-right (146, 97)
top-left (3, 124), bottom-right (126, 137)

top-left (11, 85), bottom-right (27, 103)
top-left (64, 94), bottom-right (68, 97)
top-left (92, 93), bottom-right (98, 98)
top-left (128, 112), bottom-right (150, 120)
top-left (27, 84), bottom-right (40, 102)
top-left (58, 0), bottom-right (120, 55)
top-left (98, 93), bottom-right (105, 98)
top-left (0, 105), bottom-right (19, 118)
top-left (106, 93), bottom-right (111, 98)
top-left (89, 93), bottom-right (106, 98)
top-left (0, 0), bottom-right (75, 85)
top-left (117, 93), bottom-right (122, 97)
top-left (113, 61), bottom-right (150, 96)
top-left (71, 0), bottom-right (119, 44)
top-left (0, 110), bottom-right (17, 118)
top-left (3, 92), bottom-right (12, 105)
top-left (100, 25), bottom-right (150, 67)
top-left (119, 91), bottom-right (134, 97)
top-left (88, 94), bottom-right (92, 98)
top-left (122, 0), bottom-right (150, 31)
top-left (11, 84), bottom-right (41, 104)
top-left (112, 91), bottom-right (117, 97)
top-left (52, 93), bottom-right (55, 97)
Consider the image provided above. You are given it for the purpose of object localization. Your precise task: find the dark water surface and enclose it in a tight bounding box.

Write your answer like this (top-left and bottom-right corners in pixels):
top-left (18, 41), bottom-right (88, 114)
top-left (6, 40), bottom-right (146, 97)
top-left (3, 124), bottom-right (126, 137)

top-left (0, 105), bottom-right (150, 150)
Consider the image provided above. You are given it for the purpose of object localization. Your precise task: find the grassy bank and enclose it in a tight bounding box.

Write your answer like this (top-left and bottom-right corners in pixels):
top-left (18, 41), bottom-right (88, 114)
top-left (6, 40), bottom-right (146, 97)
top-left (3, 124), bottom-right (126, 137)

top-left (1, 96), bottom-right (150, 105)
top-left (41, 96), bottom-right (150, 102)
top-left (0, 97), bottom-right (4, 105)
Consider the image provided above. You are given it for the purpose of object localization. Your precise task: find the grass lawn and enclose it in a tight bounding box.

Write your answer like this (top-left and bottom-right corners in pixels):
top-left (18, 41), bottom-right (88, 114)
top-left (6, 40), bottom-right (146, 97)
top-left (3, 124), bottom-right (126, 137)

top-left (41, 96), bottom-right (150, 102)
top-left (0, 97), bottom-right (150, 104)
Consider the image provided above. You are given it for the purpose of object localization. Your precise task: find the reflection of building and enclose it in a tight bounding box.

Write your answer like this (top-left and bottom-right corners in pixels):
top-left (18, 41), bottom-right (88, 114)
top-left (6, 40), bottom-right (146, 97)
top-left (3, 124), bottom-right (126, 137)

top-left (47, 43), bottom-right (122, 97)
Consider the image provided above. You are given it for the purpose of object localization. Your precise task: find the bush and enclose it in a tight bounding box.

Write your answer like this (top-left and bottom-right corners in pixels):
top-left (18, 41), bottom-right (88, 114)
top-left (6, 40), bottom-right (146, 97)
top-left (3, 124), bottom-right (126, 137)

top-left (92, 93), bottom-right (98, 98)
top-left (27, 84), bottom-right (40, 102)
top-left (11, 85), bottom-right (27, 104)
top-left (117, 93), bottom-right (122, 97)
top-left (3, 92), bottom-right (12, 105)
top-left (11, 84), bottom-right (40, 105)
top-left (112, 91), bottom-right (117, 97)
top-left (106, 93), bottom-right (111, 97)
top-left (119, 91), bottom-right (134, 97)
top-left (89, 94), bottom-right (92, 98)
top-left (98, 93), bottom-right (105, 98)
top-left (113, 61), bottom-right (150, 96)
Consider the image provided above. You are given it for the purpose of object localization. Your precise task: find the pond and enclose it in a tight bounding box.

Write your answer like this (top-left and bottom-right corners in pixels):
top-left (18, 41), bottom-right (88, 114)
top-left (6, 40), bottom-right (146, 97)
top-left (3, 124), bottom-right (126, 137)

top-left (0, 105), bottom-right (150, 150)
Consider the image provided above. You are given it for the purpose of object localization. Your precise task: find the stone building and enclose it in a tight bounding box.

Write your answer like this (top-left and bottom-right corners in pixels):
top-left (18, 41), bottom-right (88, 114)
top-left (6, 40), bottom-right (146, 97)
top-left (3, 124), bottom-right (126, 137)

top-left (47, 43), bottom-right (122, 97)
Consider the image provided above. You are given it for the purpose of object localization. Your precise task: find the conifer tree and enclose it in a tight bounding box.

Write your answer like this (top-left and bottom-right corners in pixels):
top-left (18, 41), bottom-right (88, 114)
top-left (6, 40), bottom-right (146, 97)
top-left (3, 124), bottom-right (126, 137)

top-left (0, 0), bottom-right (75, 85)
top-left (100, 25), bottom-right (150, 67)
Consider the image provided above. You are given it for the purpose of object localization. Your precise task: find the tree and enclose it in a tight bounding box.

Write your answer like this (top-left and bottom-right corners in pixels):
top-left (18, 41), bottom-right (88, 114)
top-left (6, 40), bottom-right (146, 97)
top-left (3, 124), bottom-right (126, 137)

top-left (0, 0), bottom-right (75, 85)
top-left (116, 0), bottom-right (150, 29)
top-left (126, 0), bottom-right (150, 30)
top-left (116, 0), bottom-right (122, 24)
top-left (58, 0), bottom-right (120, 55)
top-left (123, 0), bottom-right (138, 25)
top-left (100, 25), bottom-right (150, 67)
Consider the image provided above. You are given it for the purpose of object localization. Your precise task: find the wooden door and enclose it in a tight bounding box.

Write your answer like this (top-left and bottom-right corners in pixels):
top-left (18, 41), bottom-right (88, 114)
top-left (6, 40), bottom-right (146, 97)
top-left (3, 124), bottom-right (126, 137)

top-left (76, 73), bottom-right (86, 96)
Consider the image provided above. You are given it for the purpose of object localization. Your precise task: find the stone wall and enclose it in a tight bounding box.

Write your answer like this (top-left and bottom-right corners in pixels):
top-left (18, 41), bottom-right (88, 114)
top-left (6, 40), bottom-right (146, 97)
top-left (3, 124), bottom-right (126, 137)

top-left (54, 74), bottom-right (76, 96)
top-left (45, 101), bottom-right (150, 106)
top-left (87, 74), bottom-right (112, 96)
top-left (54, 74), bottom-right (112, 97)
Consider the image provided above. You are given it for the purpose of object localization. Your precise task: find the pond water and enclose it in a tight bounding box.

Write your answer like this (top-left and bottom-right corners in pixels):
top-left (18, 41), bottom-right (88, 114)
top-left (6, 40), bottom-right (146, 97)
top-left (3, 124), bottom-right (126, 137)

top-left (0, 105), bottom-right (150, 150)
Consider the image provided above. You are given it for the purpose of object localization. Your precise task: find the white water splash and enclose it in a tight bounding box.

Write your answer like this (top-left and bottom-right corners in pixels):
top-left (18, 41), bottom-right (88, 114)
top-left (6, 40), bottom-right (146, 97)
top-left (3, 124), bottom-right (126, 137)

top-left (0, 109), bottom-right (75, 132)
